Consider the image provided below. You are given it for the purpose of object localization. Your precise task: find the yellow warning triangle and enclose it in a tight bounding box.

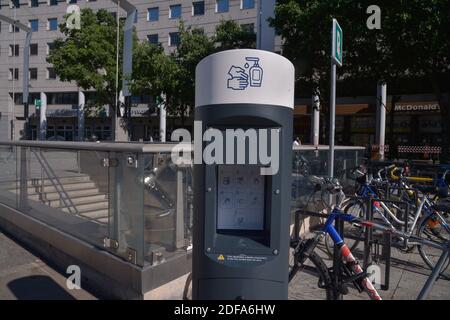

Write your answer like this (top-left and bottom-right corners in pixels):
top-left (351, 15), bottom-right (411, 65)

top-left (218, 254), bottom-right (225, 261)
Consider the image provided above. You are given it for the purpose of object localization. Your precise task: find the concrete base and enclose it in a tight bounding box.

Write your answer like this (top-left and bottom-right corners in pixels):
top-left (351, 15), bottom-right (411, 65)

top-left (144, 273), bottom-right (190, 300)
top-left (0, 203), bottom-right (191, 299)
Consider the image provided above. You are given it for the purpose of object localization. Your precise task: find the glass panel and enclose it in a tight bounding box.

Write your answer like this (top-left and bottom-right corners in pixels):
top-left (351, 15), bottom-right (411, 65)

top-left (5, 147), bottom-right (110, 249)
top-left (108, 151), bottom-right (145, 265)
top-left (0, 146), bottom-right (18, 209)
top-left (291, 148), bottom-right (364, 214)
top-left (142, 153), bottom-right (193, 266)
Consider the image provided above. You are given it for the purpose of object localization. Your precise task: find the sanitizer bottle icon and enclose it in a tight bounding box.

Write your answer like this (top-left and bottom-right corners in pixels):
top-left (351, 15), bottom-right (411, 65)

top-left (245, 57), bottom-right (263, 87)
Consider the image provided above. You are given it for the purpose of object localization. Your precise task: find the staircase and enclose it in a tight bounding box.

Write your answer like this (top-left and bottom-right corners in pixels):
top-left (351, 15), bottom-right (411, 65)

top-left (4, 174), bottom-right (109, 225)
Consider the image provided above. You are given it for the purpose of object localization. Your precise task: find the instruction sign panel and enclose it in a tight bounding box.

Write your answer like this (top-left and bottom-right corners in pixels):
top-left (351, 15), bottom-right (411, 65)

top-left (217, 165), bottom-right (265, 230)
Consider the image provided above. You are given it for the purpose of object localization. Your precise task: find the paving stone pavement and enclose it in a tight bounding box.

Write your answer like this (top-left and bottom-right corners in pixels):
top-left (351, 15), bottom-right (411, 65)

top-left (0, 229), bottom-right (97, 300)
top-left (1, 225), bottom-right (448, 300)
top-left (288, 240), bottom-right (450, 300)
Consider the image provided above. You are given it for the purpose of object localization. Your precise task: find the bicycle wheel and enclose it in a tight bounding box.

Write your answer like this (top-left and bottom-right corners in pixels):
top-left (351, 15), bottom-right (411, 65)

top-left (417, 213), bottom-right (450, 279)
top-left (289, 247), bottom-right (333, 300)
top-left (324, 200), bottom-right (365, 257)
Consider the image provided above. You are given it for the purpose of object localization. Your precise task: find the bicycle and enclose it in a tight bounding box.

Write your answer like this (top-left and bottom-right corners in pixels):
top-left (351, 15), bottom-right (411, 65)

top-left (327, 164), bottom-right (450, 273)
top-left (289, 176), bottom-right (450, 300)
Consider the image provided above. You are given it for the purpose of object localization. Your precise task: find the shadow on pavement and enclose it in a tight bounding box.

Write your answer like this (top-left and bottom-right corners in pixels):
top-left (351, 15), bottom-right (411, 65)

top-left (7, 275), bottom-right (75, 300)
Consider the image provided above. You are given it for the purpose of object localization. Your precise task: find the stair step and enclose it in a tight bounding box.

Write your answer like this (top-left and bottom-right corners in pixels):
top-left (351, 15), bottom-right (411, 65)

top-left (12, 181), bottom-right (97, 195)
top-left (44, 194), bottom-right (107, 208)
top-left (28, 188), bottom-right (102, 200)
top-left (61, 201), bottom-right (108, 213)
top-left (95, 217), bottom-right (109, 224)
top-left (0, 175), bottom-right (90, 189)
top-left (78, 209), bottom-right (109, 219)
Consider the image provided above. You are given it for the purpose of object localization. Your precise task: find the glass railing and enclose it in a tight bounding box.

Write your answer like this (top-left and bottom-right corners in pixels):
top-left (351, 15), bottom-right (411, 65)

top-left (0, 141), bottom-right (363, 268)
top-left (291, 145), bottom-right (365, 213)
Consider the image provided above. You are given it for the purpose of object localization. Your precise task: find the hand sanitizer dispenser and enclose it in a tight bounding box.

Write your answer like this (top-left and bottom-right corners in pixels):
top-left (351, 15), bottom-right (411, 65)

top-left (192, 49), bottom-right (295, 300)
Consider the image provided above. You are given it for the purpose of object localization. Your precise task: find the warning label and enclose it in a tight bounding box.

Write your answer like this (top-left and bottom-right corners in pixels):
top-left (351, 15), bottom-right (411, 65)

top-left (217, 254), bottom-right (225, 261)
top-left (220, 254), bottom-right (268, 263)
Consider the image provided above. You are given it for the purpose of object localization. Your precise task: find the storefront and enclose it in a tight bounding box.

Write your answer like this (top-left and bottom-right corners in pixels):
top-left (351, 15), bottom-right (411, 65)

top-left (293, 99), bottom-right (443, 147)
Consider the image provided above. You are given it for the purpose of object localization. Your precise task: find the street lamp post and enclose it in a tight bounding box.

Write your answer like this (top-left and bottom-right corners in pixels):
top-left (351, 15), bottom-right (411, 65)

top-left (111, 0), bottom-right (137, 141)
top-left (0, 14), bottom-right (32, 140)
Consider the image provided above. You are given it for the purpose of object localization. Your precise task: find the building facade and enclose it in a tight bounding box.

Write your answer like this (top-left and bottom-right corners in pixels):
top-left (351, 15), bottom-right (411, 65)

top-left (0, 0), bottom-right (272, 141)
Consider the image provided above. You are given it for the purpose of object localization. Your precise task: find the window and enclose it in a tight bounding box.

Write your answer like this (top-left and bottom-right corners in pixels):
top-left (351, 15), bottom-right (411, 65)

top-left (147, 7), bottom-right (159, 22)
top-left (47, 67), bottom-right (56, 79)
top-left (49, 0), bottom-right (58, 5)
top-left (169, 4), bottom-right (182, 19)
top-left (48, 18), bottom-right (58, 31)
top-left (29, 19), bottom-right (39, 32)
top-left (9, 44), bottom-right (19, 57)
top-left (147, 34), bottom-right (159, 44)
top-left (30, 0), bottom-right (39, 7)
top-left (47, 42), bottom-right (55, 55)
top-left (47, 92), bottom-right (78, 104)
top-left (169, 32), bottom-right (180, 46)
top-left (30, 43), bottom-right (38, 55)
top-left (241, 0), bottom-right (255, 9)
top-left (192, 1), bottom-right (205, 16)
top-left (9, 68), bottom-right (19, 80)
top-left (216, 0), bottom-right (229, 13)
top-left (10, 0), bottom-right (20, 8)
top-left (67, 0), bottom-right (77, 3)
top-left (10, 24), bottom-right (20, 33)
top-left (29, 68), bottom-right (38, 80)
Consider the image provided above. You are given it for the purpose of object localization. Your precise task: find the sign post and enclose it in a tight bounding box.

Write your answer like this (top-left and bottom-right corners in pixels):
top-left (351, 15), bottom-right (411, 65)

top-left (329, 18), bottom-right (344, 300)
top-left (328, 18), bottom-right (342, 179)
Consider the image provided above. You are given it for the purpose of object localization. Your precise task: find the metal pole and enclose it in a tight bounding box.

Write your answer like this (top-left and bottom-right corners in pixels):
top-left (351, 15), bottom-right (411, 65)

top-left (12, 8), bottom-right (17, 141)
top-left (311, 93), bottom-right (320, 146)
top-left (328, 63), bottom-right (336, 179)
top-left (160, 94), bottom-right (167, 142)
top-left (114, 0), bottom-right (120, 142)
top-left (39, 92), bottom-right (47, 141)
top-left (417, 249), bottom-right (449, 300)
top-left (78, 91), bottom-right (85, 141)
top-left (23, 30), bottom-right (32, 140)
top-left (376, 81), bottom-right (387, 160)
top-left (256, 0), bottom-right (276, 52)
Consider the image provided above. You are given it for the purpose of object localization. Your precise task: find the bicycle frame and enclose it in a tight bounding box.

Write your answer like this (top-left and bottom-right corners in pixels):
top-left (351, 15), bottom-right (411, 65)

top-left (318, 206), bottom-right (450, 300)
top-left (357, 181), bottom-right (450, 246)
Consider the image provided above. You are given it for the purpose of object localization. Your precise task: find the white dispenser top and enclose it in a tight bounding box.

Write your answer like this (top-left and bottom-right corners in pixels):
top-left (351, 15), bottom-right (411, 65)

top-left (195, 49), bottom-right (295, 109)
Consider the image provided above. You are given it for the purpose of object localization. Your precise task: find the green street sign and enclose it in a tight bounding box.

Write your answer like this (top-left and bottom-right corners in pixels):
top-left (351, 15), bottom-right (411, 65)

top-left (331, 19), bottom-right (343, 67)
top-left (34, 99), bottom-right (41, 108)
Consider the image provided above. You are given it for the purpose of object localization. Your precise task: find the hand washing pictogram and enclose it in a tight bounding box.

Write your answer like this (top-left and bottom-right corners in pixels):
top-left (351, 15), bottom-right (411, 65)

top-left (227, 57), bottom-right (263, 90)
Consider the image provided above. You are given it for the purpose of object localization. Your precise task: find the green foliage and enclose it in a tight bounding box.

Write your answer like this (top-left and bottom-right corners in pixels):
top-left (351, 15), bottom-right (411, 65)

top-left (48, 11), bottom-right (256, 118)
top-left (130, 20), bottom-right (256, 117)
top-left (48, 8), bottom-right (126, 111)
top-left (214, 20), bottom-right (257, 50)
top-left (270, 0), bottom-right (450, 97)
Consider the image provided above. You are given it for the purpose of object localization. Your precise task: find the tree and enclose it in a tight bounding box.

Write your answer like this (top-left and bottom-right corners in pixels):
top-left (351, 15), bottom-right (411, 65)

top-left (271, 0), bottom-right (450, 161)
top-left (129, 20), bottom-right (256, 121)
top-left (214, 20), bottom-right (257, 50)
top-left (48, 8), bottom-right (130, 140)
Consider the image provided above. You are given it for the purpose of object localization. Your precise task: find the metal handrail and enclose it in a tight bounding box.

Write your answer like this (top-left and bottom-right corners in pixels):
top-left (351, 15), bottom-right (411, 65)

top-left (0, 140), bottom-right (365, 153)
top-left (32, 149), bottom-right (78, 214)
